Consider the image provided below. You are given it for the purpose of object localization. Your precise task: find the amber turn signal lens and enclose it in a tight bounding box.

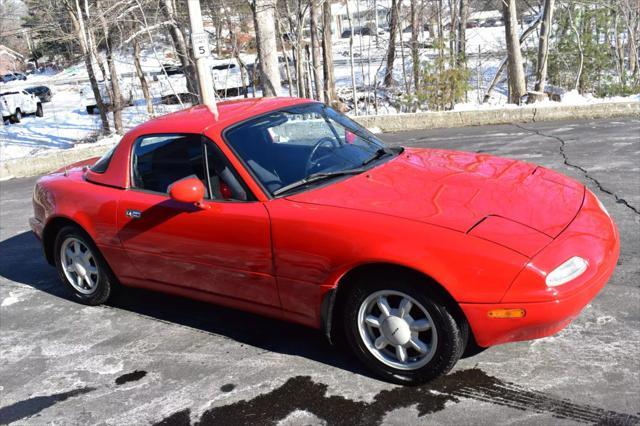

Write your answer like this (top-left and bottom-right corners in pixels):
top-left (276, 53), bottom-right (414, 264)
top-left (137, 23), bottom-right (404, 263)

top-left (488, 308), bottom-right (526, 319)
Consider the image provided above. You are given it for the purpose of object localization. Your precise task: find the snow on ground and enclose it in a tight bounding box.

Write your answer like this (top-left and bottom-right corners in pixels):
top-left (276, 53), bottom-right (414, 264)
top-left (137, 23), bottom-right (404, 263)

top-left (1, 26), bottom-right (639, 163)
top-left (1, 83), bottom-right (185, 161)
top-left (1, 87), bottom-right (99, 161)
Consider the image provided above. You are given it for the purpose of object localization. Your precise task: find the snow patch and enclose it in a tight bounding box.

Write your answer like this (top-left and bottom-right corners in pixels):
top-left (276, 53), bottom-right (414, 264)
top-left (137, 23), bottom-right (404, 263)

top-left (1, 294), bottom-right (21, 307)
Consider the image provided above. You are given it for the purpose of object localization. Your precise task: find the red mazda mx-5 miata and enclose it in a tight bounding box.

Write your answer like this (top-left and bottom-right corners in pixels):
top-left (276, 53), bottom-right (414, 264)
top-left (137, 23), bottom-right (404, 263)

top-left (30, 98), bottom-right (619, 384)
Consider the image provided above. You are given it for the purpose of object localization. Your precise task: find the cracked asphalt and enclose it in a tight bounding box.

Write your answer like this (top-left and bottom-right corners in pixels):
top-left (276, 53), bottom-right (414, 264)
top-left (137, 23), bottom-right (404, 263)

top-left (1, 117), bottom-right (639, 425)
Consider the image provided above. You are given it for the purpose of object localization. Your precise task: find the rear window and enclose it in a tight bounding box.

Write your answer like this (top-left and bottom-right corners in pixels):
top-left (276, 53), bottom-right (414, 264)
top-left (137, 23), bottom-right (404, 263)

top-left (91, 145), bottom-right (117, 173)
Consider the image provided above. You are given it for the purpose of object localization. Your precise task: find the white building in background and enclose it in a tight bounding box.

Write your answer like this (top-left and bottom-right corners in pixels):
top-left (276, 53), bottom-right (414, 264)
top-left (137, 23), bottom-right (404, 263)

top-left (0, 45), bottom-right (25, 74)
top-left (330, 0), bottom-right (392, 37)
top-left (467, 10), bottom-right (503, 27)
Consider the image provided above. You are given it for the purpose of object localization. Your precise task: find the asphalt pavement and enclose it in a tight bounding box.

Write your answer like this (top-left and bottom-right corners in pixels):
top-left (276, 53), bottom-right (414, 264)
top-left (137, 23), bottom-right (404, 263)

top-left (1, 117), bottom-right (639, 425)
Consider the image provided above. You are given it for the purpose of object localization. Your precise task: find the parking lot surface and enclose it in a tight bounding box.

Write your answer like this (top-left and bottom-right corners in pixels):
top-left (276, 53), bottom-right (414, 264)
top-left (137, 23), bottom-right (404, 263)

top-left (1, 117), bottom-right (639, 425)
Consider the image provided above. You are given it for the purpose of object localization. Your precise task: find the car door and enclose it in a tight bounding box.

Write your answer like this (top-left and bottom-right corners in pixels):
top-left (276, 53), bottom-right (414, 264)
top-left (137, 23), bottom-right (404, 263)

top-left (116, 133), bottom-right (279, 307)
top-left (20, 91), bottom-right (37, 114)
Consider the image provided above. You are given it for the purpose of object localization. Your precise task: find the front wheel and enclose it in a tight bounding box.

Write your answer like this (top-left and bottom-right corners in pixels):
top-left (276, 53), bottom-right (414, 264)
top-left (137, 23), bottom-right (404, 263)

top-left (36, 103), bottom-right (43, 117)
top-left (54, 226), bottom-right (113, 305)
top-left (343, 276), bottom-right (467, 384)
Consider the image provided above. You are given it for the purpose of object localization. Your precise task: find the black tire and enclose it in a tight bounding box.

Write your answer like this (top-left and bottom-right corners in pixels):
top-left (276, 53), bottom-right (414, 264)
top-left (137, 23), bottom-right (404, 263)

top-left (343, 273), bottom-right (467, 385)
top-left (86, 105), bottom-right (95, 115)
top-left (36, 103), bottom-right (43, 117)
top-left (10, 110), bottom-right (21, 123)
top-left (53, 225), bottom-right (113, 305)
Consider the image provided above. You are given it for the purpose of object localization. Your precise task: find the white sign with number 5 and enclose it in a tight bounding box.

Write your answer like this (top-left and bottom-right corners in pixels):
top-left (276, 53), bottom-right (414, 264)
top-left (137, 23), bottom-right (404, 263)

top-left (191, 33), bottom-right (210, 59)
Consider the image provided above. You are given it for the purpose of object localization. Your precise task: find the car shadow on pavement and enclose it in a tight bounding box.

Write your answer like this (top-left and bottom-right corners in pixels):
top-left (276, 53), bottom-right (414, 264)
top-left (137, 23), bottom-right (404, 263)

top-left (0, 231), bottom-right (372, 379)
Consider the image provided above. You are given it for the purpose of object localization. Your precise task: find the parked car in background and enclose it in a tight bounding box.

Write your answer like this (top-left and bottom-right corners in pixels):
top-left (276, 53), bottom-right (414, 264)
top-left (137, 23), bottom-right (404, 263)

top-left (1, 89), bottom-right (43, 123)
top-left (162, 63), bottom-right (184, 76)
top-left (25, 86), bottom-right (53, 103)
top-left (481, 18), bottom-right (503, 27)
top-left (81, 81), bottom-right (134, 114)
top-left (30, 98), bottom-right (619, 385)
top-left (341, 26), bottom-right (372, 38)
top-left (211, 59), bottom-right (249, 96)
top-left (1, 72), bottom-right (27, 83)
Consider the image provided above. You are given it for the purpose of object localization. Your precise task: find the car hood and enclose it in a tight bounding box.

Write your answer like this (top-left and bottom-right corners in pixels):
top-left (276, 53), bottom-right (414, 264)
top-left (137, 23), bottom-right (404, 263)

top-left (287, 148), bottom-right (584, 238)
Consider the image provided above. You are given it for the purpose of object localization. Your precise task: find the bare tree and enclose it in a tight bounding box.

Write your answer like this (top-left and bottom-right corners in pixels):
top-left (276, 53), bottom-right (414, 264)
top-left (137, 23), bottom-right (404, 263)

top-left (502, 0), bottom-right (527, 104)
top-left (62, 0), bottom-right (110, 133)
top-left (483, 16), bottom-right (540, 103)
top-left (565, 3), bottom-right (583, 91)
top-left (160, 0), bottom-right (198, 98)
top-left (322, 0), bottom-right (336, 103)
top-left (96, 0), bottom-right (123, 134)
top-left (345, 0), bottom-right (357, 112)
top-left (410, 0), bottom-right (420, 90)
top-left (275, 10), bottom-right (294, 96)
top-left (457, 0), bottom-right (468, 66)
top-left (309, 0), bottom-right (323, 101)
top-left (250, 0), bottom-right (282, 96)
top-left (530, 0), bottom-right (555, 102)
top-left (133, 40), bottom-right (153, 115)
top-left (384, 0), bottom-right (399, 87)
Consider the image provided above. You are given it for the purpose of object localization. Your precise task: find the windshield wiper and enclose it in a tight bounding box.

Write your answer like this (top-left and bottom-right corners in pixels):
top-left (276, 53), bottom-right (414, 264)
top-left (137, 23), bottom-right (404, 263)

top-left (273, 168), bottom-right (366, 196)
top-left (361, 148), bottom-right (391, 166)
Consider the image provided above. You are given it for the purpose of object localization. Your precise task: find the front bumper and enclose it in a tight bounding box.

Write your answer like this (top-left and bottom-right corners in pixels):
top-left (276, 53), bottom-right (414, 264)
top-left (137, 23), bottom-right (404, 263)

top-left (461, 190), bottom-right (619, 347)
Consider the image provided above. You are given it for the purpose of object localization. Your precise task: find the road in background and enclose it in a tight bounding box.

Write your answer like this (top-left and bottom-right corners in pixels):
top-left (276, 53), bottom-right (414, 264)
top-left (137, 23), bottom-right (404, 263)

top-left (1, 118), bottom-right (638, 425)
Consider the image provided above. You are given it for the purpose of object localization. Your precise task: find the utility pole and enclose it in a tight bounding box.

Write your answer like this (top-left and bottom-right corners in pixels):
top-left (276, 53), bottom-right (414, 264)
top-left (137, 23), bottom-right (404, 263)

top-left (187, 0), bottom-right (218, 117)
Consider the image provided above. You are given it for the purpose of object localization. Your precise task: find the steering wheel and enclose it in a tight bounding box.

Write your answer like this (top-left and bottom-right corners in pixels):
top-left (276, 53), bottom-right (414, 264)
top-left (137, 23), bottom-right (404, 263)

top-left (305, 137), bottom-right (340, 175)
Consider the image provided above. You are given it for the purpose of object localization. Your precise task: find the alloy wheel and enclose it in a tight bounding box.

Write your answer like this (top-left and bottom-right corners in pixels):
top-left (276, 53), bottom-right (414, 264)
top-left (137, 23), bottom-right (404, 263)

top-left (60, 237), bottom-right (99, 295)
top-left (357, 290), bottom-right (438, 370)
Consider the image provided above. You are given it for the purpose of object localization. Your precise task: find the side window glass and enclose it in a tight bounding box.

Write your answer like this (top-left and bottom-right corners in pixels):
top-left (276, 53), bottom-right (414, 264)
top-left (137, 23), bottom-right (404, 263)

top-left (204, 141), bottom-right (248, 201)
top-left (132, 134), bottom-right (205, 194)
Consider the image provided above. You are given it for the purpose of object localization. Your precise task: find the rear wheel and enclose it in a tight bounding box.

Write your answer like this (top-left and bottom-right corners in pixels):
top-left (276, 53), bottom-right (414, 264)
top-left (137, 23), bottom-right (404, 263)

top-left (36, 103), bottom-right (43, 117)
top-left (86, 105), bottom-right (95, 115)
top-left (343, 274), bottom-right (466, 384)
top-left (54, 226), bottom-right (113, 305)
top-left (10, 110), bottom-right (21, 123)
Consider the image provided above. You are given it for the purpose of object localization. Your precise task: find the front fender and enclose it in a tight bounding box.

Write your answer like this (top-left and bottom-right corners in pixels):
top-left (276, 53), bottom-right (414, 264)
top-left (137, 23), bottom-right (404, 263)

top-left (268, 200), bottom-right (529, 328)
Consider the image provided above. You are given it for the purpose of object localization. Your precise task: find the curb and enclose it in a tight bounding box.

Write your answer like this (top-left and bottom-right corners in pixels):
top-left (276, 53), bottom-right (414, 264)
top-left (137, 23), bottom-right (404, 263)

top-left (2, 101), bottom-right (638, 180)
top-left (353, 101), bottom-right (640, 132)
top-left (1, 143), bottom-right (116, 181)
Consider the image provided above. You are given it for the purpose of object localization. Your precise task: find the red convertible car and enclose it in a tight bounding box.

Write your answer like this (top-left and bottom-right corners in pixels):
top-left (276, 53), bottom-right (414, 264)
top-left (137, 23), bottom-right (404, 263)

top-left (30, 98), bottom-right (619, 384)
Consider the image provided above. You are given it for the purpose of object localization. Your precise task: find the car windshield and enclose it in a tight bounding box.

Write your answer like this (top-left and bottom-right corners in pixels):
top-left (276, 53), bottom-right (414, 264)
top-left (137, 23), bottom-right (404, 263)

top-left (224, 103), bottom-right (397, 196)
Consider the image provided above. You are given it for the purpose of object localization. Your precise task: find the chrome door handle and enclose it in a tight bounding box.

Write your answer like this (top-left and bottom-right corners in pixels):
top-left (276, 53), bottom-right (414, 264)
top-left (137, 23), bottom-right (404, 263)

top-left (125, 209), bottom-right (142, 219)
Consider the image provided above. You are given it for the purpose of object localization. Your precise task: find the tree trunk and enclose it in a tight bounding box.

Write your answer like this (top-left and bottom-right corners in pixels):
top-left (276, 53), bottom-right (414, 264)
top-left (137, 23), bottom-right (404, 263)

top-left (274, 12), bottom-right (294, 96)
top-left (134, 41), bottom-right (154, 116)
top-left (449, 0), bottom-right (458, 67)
top-left (483, 16), bottom-right (540, 103)
top-left (410, 0), bottom-right (419, 91)
top-left (310, 0), bottom-right (324, 102)
top-left (252, 0), bottom-right (282, 96)
top-left (288, 0), bottom-right (306, 97)
top-left (322, 0), bottom-right (336, 104)
top-left (384, 0), bottom-right (398, 87)
top-left (160, 0), bottom-right (198, 98)
top-left (345, 0), bottom-right (358, 113)
top-left (457, 0), bottom-right (468, 66)
top-left (566, 5), bottom-right (583, 91)
top-left (531, 0), bottom-right (554, 101)
top-left (502, 0), bottom-right (527, 104)
top-left (97, 0), bottom-right (122, 134)
top-left (374, 0), bottom-right (380, 46)
top-left (436, 0), bottom-right (444, 70)
top-left (397, 0), bottom-right (409, 94)
top-left (69, 0), bottom-right (109, 134)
